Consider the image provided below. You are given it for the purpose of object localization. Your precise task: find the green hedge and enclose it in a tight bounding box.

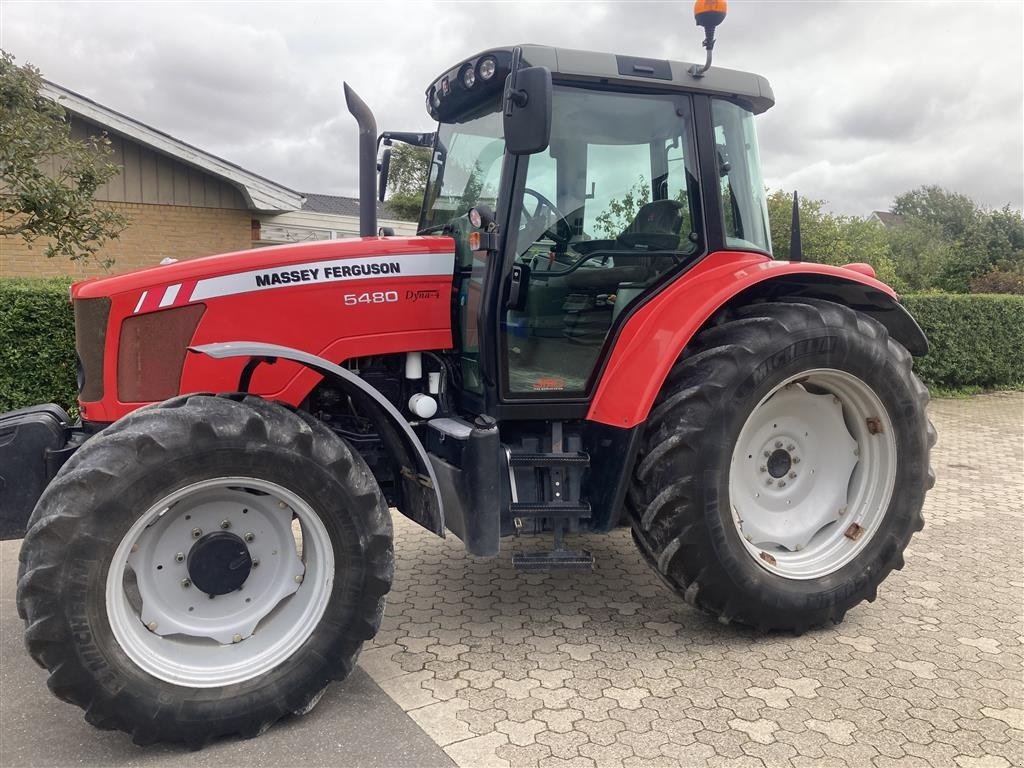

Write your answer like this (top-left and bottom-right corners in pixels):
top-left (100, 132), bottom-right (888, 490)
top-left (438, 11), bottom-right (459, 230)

top-left (0, 279), bottom-right (76, 414)
top-left (0, 280), bottom-right (1021, 415)
top-left (902, 293), bottom-right (1024, 389)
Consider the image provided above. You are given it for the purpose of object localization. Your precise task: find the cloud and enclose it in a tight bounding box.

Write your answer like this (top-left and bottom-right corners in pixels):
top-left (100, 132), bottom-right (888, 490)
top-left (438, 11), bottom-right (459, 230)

top-left (1, 0), bottom-right (1021, 215)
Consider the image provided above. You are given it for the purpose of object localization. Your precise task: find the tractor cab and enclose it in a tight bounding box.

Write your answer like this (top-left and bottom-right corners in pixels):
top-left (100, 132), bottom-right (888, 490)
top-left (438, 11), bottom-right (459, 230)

top-left (413, 44), bottom-right (774, 415)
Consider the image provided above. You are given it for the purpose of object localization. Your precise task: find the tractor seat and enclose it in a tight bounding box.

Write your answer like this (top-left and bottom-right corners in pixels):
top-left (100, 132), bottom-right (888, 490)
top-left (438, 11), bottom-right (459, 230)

top-left (617, 199), bottom-right (685, 251)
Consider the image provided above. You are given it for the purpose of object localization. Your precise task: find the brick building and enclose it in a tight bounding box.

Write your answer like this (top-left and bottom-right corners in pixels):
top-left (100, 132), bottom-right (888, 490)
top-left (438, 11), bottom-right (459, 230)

top-left (1, 82), bottom-right (414, 279)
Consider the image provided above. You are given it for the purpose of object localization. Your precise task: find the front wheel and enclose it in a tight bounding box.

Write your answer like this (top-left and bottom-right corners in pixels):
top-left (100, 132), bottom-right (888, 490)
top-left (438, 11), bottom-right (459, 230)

top-left (17, 394), bottom-right (393, 746)
top-left (629, 299), bottom-right (936, 632)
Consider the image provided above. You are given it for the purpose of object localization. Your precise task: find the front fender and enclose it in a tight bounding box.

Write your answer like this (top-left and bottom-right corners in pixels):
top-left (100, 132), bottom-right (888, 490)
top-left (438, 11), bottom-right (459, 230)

top-left (191, 341), bottom-right (445, 538)
top-left (588, 252), bottom-right (924, 429)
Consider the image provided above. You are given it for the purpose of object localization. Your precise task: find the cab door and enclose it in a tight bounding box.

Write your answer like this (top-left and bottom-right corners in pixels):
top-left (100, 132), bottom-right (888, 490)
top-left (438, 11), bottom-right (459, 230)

top-left (496, 86), bottom-right (704, 403)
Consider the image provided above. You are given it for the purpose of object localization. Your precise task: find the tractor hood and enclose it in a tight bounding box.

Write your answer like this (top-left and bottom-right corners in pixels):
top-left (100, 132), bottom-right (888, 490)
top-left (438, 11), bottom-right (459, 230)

top-left (72, 235), bottom-right (454, 301)
top-left (71, 235), bottom-right (457, 423)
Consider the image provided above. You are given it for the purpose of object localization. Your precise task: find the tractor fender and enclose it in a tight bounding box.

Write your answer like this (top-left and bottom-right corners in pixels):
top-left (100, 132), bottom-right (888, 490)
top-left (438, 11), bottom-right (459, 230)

top-left (587, 252), bottom-right (929, 429)
top-left (190, 341), bottom-right (445, 537)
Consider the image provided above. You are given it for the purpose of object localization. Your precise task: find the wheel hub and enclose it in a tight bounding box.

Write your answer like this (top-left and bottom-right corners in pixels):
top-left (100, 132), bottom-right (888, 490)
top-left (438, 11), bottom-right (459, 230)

top-left (187, 531), bottom-right (252, 596)
top-left (766, 448), bottom-right (792, 478)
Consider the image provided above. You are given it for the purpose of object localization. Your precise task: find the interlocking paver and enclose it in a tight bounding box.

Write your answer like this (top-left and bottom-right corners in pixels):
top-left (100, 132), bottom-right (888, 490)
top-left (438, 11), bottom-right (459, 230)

top-left (364, 394), bottom-right (1024, 767)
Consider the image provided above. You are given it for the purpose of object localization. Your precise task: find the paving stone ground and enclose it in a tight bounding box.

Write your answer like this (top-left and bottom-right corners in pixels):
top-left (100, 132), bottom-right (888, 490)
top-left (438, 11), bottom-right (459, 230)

top-left (362, 392), bottom-right (1024, 768)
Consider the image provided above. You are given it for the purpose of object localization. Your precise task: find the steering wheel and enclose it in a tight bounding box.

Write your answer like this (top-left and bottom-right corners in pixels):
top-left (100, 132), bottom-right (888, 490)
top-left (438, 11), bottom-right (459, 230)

top-left (521, 187), bottom-right (573, 249)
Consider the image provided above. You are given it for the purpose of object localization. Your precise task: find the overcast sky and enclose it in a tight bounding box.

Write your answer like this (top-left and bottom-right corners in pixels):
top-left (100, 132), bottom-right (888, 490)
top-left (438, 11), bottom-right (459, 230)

top-left (2, 1), bottom-right (1022, 215)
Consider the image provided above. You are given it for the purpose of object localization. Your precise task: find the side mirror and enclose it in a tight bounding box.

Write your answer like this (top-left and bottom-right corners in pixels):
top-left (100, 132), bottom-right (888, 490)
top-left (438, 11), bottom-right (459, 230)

top-left (377, 146), bottom-right (392, 203)
top-left (503, 65), bottom-right (552, 155)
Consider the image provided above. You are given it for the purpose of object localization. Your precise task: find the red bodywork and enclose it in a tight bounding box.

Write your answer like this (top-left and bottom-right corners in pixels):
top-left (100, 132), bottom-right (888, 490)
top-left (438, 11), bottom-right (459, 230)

top-left (587, 251), bottom-right (897, 428)
top-left (74, 236), bottom-right (456, 422)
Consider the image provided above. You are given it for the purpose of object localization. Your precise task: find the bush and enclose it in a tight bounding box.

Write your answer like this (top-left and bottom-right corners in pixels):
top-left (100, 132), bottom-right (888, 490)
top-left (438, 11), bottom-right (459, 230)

top-left (903, 293), bottom-right (1024, 389)
top-left (969, 269), bottom-right (1024, 295)
top-left (0, 278), bottom-right (76, 413)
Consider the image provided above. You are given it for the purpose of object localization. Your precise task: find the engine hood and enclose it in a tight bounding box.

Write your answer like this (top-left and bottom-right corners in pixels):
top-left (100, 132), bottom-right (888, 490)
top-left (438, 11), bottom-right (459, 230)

top-left (72, 235), bottom-right (454, 300)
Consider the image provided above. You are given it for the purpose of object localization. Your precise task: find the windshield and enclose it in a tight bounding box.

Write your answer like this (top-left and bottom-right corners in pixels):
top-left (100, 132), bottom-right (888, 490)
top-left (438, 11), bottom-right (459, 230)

top-left (420, 104), bottom-right (504, 234)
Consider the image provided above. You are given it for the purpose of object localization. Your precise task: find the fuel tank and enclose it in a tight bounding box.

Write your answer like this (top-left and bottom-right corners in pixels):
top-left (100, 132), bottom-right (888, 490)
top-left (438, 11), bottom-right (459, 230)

top-left (72, 235), bottom-right (456, 422)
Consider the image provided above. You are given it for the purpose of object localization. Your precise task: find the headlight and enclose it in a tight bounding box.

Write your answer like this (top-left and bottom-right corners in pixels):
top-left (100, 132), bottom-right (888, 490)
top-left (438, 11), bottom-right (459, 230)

top-left (478, 57), bottom-right (496, 81)
top-left (461, 64), bottom-right (476, 89)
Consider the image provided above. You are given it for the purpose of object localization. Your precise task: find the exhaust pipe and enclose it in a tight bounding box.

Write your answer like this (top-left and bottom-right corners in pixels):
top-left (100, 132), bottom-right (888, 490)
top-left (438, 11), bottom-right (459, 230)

top-left (343, 83), bottom-right (378, 237)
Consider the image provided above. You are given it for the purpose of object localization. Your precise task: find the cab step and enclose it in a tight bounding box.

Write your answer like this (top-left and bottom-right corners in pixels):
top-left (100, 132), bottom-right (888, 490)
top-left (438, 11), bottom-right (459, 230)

top-left (507, 451), bottom-right (590, 467)
top-left (512, 548), bottom-right (595, 572)
top-left (511, 501), bottom-right (591, 519)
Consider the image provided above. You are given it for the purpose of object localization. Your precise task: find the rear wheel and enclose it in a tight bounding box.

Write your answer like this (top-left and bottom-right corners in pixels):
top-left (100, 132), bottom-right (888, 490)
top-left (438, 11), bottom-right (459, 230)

top-left (629, 300), bottom-right (935, 632)
top-left (17, 393), bottom-right (393, 746)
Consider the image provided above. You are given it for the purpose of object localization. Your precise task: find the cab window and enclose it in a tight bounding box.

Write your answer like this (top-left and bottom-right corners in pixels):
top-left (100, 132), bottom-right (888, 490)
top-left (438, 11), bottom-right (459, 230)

top-left (504, 86), bottom-right (701, 397)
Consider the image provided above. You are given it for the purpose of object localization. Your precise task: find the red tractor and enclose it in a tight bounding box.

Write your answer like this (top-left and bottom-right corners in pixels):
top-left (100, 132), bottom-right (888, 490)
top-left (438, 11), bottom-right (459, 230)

top-left (4, 3), bottom-right (934, 747)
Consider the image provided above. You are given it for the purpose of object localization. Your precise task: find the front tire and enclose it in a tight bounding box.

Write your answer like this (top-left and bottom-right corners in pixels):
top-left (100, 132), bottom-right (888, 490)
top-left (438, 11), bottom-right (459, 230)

top-left (17, 393), bottom-right (393, 746)
top-left (629, 300), bottom-right (936, 632)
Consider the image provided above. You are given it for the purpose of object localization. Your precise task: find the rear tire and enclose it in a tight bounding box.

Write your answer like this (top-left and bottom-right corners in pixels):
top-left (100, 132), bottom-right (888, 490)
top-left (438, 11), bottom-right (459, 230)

top-left (628, 300), bottom-right (935, 632)
top-left (17, 393), bottom-right (393, 746)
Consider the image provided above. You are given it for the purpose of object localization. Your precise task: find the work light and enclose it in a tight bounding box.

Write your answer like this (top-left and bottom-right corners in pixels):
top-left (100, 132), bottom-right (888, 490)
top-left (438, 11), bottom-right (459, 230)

top-left (478, 56), bottom-right (496, 81)
top-left (461, 64), bottom-right (476, 89)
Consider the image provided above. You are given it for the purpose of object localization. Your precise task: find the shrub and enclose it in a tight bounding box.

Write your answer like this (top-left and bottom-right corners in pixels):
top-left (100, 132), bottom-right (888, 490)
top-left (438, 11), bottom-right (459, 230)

top-left (903, 293), bottom-right (1024, 389)
top-left (969, 269), bottom-right (1024, 295)
top-left (0, 278), bottom-right (76, 413)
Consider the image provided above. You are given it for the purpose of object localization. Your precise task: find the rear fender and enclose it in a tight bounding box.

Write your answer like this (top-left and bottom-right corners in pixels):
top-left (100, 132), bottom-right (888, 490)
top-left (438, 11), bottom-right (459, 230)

top-left (588, 252), bottom-right (928, 429)
top-left (191, 341), bottom-right (445, 538)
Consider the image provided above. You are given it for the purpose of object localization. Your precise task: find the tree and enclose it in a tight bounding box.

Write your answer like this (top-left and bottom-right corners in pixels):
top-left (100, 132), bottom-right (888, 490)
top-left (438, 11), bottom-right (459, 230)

top-left (891, 186), bottom-right (981, 242)
top-left (1, 50), bottom-right (127, 267)
top-left (890, 185), bottom-right (1024, 292)
top-left (383, 142), bottom-right (431, 221)
top-left (766, 189), bottom-right (899, 289)
top-left (593, 176), bottom-right (651, 237)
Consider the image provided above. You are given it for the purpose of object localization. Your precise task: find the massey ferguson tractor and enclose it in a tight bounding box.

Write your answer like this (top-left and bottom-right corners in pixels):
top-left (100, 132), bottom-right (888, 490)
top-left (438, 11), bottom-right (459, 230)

top-left (3, 1), bottom-right (934, 747)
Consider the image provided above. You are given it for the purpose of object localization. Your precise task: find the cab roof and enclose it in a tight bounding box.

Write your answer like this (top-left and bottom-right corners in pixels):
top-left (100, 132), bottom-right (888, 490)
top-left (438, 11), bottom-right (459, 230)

top-left (427, 44), bottom-right (774, 121)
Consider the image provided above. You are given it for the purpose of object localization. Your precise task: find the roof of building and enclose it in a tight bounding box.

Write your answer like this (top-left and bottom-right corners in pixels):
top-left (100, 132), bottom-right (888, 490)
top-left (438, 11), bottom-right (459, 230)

top-left (41, 80), bottom-right (304, 213)
top-left (302, 193), bottom-right (408, 222)
top-left (870, 211), bottom-right (907, 227)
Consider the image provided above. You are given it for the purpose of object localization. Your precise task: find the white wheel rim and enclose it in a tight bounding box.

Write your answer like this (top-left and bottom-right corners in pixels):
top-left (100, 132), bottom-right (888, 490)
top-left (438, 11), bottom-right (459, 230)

top-left (729, 369), bottom-right (897, 580)
top-left (105, 477), bottom-right (335, 687)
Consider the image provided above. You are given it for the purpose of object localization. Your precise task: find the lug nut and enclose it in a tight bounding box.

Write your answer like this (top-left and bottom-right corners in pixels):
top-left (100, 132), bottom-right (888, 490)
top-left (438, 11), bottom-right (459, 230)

top-left (191, 527), bottom-right (202, 538)
top-left (763, 450), bottom-right (771, 458)
top-left (778, 481), bottom-right (787, 488)
top-left (175, 552), bottom-right (185, 563)
top-left (775, 441), bottom-right (783, 449)
top-left (789, 471), bottom-right (797, 479)
top-left (181, 578), bottom-right (191, 588)
top-left (244, 532), bottom-right (255, 542)
top-left (252, 559), bottom-right (260, 568)
top-left (786, 443), bottom-right (795, 451)
top-left (793, 456), bottom-right (801, 464)
top-left (759, 465), bottom-right (767, 473)
top-left (765, 479), bottom-right (774, 486)
top-left (220, 520), bottom-right (231, 530)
